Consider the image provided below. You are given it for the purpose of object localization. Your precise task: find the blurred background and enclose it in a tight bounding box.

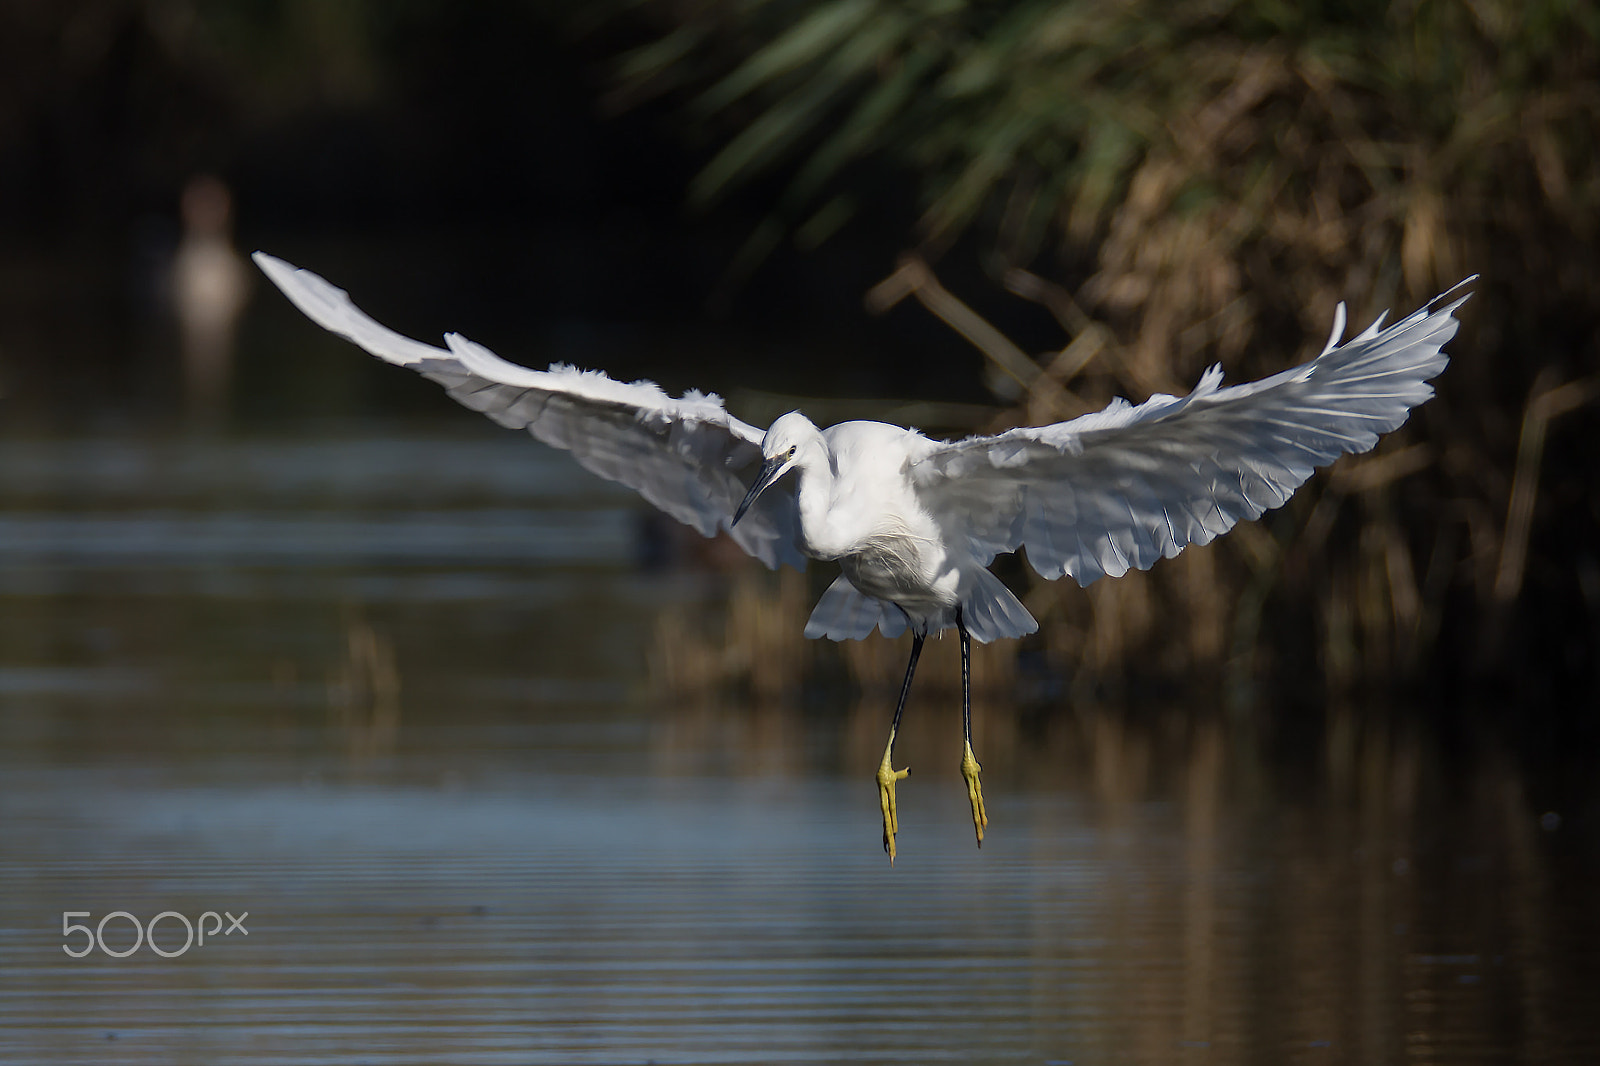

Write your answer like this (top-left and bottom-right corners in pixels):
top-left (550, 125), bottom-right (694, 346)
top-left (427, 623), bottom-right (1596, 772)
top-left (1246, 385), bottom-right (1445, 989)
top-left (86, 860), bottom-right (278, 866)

top-left (1, 2), bottom-right (1598, 1063)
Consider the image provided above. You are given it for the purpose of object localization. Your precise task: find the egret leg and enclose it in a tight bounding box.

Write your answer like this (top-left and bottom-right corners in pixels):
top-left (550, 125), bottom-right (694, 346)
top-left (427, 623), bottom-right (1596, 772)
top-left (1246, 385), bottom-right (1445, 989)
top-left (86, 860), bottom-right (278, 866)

top-left (877, 632), bottom-right (923, 863)
top-left (957, 608), bottom-right (987, 847)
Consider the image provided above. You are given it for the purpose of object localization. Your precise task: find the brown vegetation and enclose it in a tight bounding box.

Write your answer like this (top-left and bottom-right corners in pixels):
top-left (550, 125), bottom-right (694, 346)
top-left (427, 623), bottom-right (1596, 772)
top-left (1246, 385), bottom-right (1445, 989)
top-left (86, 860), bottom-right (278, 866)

top-left (620, 0), bottom-right (1600, 702)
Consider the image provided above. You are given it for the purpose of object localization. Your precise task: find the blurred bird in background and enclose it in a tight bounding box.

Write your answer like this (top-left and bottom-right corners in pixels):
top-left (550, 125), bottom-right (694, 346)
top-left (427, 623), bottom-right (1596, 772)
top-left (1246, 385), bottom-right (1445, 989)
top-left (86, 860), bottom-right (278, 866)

top-left (172, 175), bottom-right (250, 426)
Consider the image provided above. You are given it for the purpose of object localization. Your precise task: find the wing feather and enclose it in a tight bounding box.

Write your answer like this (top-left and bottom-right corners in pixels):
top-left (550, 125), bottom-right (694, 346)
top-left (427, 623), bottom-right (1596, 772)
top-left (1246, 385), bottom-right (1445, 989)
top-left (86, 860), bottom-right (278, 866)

top-left (912, 280), bottom-right (1473, 586)
top-left (255, 253), bottom-right (804, 569)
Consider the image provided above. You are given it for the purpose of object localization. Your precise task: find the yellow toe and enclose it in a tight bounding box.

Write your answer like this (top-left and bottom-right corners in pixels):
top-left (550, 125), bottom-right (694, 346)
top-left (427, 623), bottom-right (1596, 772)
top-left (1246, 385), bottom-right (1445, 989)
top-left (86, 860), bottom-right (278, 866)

top-left (961, 740), bottom-right (987, 847)
top-left (876, 748), bottom-right (909, 862)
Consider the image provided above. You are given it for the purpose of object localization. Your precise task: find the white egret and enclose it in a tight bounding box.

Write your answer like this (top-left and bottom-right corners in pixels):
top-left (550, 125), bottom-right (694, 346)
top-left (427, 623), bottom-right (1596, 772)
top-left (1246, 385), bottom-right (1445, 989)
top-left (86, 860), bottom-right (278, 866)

top-left (255, 252), bottom-right (1471, 860)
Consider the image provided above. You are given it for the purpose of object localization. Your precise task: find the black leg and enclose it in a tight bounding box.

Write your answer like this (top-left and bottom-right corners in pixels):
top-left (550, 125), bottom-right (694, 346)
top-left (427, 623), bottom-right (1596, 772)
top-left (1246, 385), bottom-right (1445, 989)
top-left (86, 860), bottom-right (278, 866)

top-left (956, 606), bottom-right (987, 847)
top-left (957, 607), bottom-right (972, 753)
top-left (888, 632), bottom-right (926, 757)
top-left (877, 630), bottom-right (924, 862)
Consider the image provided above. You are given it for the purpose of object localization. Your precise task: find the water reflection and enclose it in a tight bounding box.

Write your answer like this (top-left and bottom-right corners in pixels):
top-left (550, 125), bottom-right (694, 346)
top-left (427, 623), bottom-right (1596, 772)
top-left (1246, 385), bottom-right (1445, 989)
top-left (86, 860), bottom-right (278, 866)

top-left (327, 614), bottom-right (402, 765)
top-left (1, 433), bottom-right (1596, 1065)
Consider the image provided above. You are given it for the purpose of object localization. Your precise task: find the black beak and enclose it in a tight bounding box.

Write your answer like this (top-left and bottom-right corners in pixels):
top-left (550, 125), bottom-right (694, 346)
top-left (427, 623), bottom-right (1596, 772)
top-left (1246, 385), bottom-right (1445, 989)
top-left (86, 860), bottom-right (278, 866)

top-left (732, 456), bottom-right (786, 527)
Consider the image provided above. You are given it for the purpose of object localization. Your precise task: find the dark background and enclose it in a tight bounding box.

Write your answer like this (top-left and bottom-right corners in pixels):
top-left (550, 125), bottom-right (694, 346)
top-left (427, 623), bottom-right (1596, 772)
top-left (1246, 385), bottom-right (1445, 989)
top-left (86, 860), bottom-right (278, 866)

top-left (0, 0), bottom-right (1595, 736)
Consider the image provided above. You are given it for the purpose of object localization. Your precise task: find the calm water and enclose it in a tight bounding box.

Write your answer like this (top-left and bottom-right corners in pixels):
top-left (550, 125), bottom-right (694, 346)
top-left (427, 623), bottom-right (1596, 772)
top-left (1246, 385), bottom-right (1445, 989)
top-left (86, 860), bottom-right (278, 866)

top-left (1, 433), bottom-right (1597, 1065)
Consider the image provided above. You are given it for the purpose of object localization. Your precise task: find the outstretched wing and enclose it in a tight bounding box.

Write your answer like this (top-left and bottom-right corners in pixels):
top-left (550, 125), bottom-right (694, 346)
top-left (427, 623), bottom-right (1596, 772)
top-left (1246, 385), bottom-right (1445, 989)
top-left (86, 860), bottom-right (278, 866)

top-left (254, 253), bottom-right (804, 569)
top-left (911, 280), bottom-right (1474, 586)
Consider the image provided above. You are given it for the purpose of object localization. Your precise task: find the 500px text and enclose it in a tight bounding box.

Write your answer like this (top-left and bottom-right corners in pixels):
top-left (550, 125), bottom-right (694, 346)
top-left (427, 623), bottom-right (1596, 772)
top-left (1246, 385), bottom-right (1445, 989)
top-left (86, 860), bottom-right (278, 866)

top-left (62, 911), bottom-right (249, 958)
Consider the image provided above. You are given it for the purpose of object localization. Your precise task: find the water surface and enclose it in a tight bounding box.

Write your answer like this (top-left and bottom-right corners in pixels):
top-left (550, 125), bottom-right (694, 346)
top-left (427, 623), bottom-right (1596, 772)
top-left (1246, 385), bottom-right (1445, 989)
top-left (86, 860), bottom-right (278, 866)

top-left (1, 433), bottom-right (1596, 1065)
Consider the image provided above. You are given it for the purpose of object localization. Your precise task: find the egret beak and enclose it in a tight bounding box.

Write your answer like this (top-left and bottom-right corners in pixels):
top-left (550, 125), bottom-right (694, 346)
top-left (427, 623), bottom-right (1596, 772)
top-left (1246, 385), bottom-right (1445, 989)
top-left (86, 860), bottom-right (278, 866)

top-left (732, 456), bottom-right (786, 527)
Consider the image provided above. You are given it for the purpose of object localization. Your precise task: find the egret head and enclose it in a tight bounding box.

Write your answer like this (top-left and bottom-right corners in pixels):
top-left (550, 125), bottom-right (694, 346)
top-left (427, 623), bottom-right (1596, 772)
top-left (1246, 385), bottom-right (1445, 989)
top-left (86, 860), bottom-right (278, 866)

top-left (733, 411), bottom-right (818, 526)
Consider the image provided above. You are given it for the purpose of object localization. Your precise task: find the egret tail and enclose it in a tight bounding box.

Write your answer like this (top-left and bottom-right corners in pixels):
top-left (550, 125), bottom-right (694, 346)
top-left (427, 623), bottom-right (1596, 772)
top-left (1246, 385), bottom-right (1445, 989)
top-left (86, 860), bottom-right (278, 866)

top-left (804, 568), bottom-right (1036, 643)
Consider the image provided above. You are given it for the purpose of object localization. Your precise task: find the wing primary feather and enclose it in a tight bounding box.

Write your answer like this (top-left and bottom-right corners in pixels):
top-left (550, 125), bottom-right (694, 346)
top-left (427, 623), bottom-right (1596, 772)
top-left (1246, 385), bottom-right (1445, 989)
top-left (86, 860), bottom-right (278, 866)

top-left (256, 252), bottom-right (805, 571)
top-left (1320, 301), bottom-right (1348, 357)
top-left (911, 279), bottom-right (1470, 588)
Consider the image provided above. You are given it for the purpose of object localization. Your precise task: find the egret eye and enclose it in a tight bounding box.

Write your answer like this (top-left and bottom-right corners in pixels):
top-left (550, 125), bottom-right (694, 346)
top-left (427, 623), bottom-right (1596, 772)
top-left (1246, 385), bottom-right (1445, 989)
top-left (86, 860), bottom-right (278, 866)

top-left (786, 446), bottom-right (797, 459)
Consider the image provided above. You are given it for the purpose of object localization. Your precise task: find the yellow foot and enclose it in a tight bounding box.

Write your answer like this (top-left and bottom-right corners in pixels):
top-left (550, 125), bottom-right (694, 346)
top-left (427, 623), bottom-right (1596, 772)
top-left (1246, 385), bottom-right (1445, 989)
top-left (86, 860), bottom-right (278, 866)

top-left (876, 745), bottom-right (909, 863)
top-left (961, 740), bottom-right (987, 847)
